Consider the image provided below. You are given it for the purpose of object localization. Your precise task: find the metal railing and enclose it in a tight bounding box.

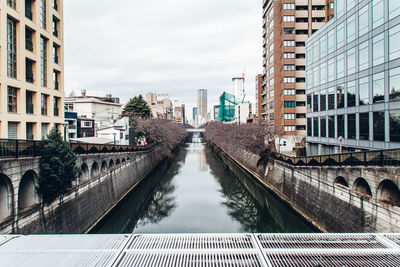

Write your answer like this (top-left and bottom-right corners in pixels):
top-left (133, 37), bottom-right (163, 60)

top-left (273, 148), bottom-right (400, 167)
top-left (0, 138), bottom-right (157, 159)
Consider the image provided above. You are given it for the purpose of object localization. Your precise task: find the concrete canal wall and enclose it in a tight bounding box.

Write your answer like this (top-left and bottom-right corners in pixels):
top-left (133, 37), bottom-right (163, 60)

top-left (0, 147), bottom-right (165, 234)
top-left (211, 144), bottom-right (400, 233)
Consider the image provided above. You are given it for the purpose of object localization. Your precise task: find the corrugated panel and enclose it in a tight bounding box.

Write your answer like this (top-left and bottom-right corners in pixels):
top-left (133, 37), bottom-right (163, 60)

top-left (0, 234), bottom-right (128, 251)
top-left (257, 234), bottom-right (388, 249)
top-left (128, 234), bottom-right (255, 250)
top-left (116, 252), bottom-right (263, 267)
top-left (265, 251), bottom-right (400, 267)
top-left (384, 234), bottom-right (400, 247)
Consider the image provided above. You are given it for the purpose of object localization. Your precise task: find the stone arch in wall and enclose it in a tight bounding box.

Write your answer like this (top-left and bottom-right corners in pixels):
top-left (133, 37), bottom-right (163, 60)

top-left (101, 161), bottom-right (107, 174)
top-left (91, 162), bottom-right (99, 179)
top-left (0, 174), bottom-right (13, 221)
top-left (334, 176), bottom-right (349, 188)
top-left (80, 163), bottom-right (89, 183)
top-left (18, 170), bottom-right (40, 211)
top-left (352, 177), bottom-right (372, 197)
top-left (109, 159), bottom-right (114, 169)
top-left (122, 158), bottom-right (126, 165)
top-left (116, 159), bottom-right (121, 167)
top-left (377, 180), bottom-right (400, 206)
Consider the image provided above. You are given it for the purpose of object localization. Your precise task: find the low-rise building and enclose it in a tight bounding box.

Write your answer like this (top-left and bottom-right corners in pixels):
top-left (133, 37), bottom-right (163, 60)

top-left (174, 105), bottom-right (186, 124)
top-left (97, 117), bottom-right (130, 145)
top-left (145, 92), bottom-right (173, 119)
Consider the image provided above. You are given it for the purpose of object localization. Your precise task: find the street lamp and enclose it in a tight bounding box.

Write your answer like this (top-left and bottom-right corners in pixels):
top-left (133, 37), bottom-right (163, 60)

top-left (61, 122), bottom-right (68, 142)
top-left (338, 136), bottom-right (343, 154)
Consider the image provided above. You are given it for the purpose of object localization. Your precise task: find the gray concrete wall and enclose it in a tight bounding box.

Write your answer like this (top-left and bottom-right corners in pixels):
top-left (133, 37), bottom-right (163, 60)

top-left (211, 144), bottom-right (400, 233)
top-left (0, 147), bottom-right (165, 234)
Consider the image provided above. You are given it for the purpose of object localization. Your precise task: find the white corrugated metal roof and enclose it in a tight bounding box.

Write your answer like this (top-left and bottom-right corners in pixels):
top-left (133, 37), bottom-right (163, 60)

top-left (0, 233), bottom-right (399, 267)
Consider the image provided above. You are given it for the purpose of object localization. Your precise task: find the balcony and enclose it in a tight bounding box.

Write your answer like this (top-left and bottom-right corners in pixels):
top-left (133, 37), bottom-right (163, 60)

top-left (25, 8), bottom-right (33, 20)
top-left (54, 107), bottom-right (59, 117)
top-left (26, 72), bottom-right (34, 83)
top-left (26, 103), bottom-right (34, 114)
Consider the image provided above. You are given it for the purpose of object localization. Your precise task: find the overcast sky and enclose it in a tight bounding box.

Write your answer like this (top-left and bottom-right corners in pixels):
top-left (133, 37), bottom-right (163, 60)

top-left (64, 0), bottom-right (262, 117)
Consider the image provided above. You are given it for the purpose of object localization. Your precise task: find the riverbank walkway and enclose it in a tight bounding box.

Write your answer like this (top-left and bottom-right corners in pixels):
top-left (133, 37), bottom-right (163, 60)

top-left (1, 233), bottom-right (400, 266)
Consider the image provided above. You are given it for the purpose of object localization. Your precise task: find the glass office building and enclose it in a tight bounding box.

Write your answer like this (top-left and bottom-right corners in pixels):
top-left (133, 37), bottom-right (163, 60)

top-left (305, 0), bottom-right (400, 155)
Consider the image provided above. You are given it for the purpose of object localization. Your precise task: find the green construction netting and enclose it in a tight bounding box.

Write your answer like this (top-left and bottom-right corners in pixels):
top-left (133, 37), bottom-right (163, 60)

top-left (218, 92), bottom-right (249, 122)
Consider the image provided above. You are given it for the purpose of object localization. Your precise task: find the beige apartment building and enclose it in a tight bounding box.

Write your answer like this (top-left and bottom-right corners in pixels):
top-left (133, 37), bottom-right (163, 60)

top-left (0, 0), bottom-right (64, 140)
top-left (261, 0), bottom-right (333, 136)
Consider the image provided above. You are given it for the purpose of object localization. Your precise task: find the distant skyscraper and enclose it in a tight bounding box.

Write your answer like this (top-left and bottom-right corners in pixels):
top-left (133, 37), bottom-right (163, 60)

top-left (197, 89), bottom-right (208, 123)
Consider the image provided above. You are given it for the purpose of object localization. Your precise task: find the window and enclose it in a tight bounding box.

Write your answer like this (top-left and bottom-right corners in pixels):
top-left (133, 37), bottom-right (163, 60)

top-left (389, 24), bottom-right (400, 61)
top-left (8, 87), bottom-right (18, 113)
top-left (53, 44), bottom-right (59, 64)
top-left (81, 121), bottom-right (93, 128)
top-left (336, 0), bottom-right (344, 18)
top-left (358, 41), bottom-right (369, 71)
top-left (359, 77), bottom-right (369, 105)
top-left (328, 58), bottom-right (335, 82)
top-left (65, 104), bottom-right (74, 112)
top-left (269, 89), bottom-right (274, 98)
top-left (269, 101), bottom-right (274, 109)
top-left (337, 53), bottom-right (345, 79)
top-left (26, 0), bottom-right (33, 19)
top-left (347, 81), bottom-right (356, 107)
top-left (26, 91), bottom-right (34, 114)
top-left (284, 64), bottom-right (295, 71)
top-left (283, 16), bottom-right (295, 22)
top-left (283, 52), bottom-right (295, 59)
top-left (296, 90), bottom-right (305, 95)
top-left (26, 59), bottom-right (34, 83)
top-left (41, 123), bottom-right (49, 139)
top-left (330, 3), bottom-right (334, 9)
top-left (373, 33), bottom-right (384, 66)
top-left (284, 89), bottom-right (295, 95)
top-left (269, 78), bottom-right (274, 87)
top-left (337, 85), bottom-right (345, 109)
top-left (374, 111), bottom-right (385, 141)
top-left (269, 8), bottom-right (274, 18)
top-left (41, 37), bottom-right (48, 87)
top-left (269, 66), bottom-right (274, 75)
top-left (373, 72), bottom-right (385, 103)
top-left (390, 110), bottom-right (400, 142)
top-left (40, 0), bottom-right (47, 29)
top-left (283, 28), bottom-right (294, 34)
top-left (336, 23), bottom-right (344, 48)
top-left (8, 122), bottom-right (18, 139)
top-left (53, 17), bottom-right (59, 37)
top-left (321, 117), bottom-right (327, 137)
top-left (320, 90), bottom-right (326, 111)
top-left (284, 77), bottom-right (295, 83)
top-left (284, 101), bottom-right (295, 108)
top-left (389, 0), bottom-right (400, 20)
top-left (347, 48), bottom-right (356, 75)
top-left (320, 62), bottom-right (326, 85)
top-left (328, 30), bottom-right (335, 54)
top-left (284, 113), bottom-right (295, 120)
top-left (320, 37), bottom-right (327, 59)
top-left (283, 3), bottom-right (295, 9)
top-left (54, 97), bottom-right (59, 116)
top-left (313, 93), bottom-right (319, 112)
top-left (53, 0), bottom-right (58, 10)
top-left (337, 115), bottom-right (344, 138)
top-left (313, 118), bottom-right (319, 137)
top-left (313, 67), bottom-right (320, 87)
top-left (372, 0), bottom-right (384, 28)
top-left (26, 27), bottom-right (34, 52)
top-left (54, 70), bottom-right (59, 90)
top-left (7, 17), bottom-right (17, 78)
top-left (348, 114), bottom-right (356, 139)
top-left (359, 113), bottom-right (370, 140)
top-left (313, 42), bottom-right (319, 62)
top-left (307, 94), bottom-right (312, 113)
top-left (328, 87), bottom-right (335, 110)
top-left (284, 126), bottom-right (295, 132)
top-left (269, 55), bottom-right (274, 64)
top-left (358, 5), bottom-right (369, 37)
top-left (7, 0), bottom-right (16, 9)
top-left (41, 94), bottom-right (48, 115)
top-left (296, 101), bottom-right (305, 107)
top-left (269, 20), bottom-right (274, 30)
top-left (283, 40), bottom-right (295, 46)
top-left (269, 113), bottom-right (274, 121)
top-left (307, 118), bottom-right (312, 136)
top-left (389, 67), bottom-right (400, 101)
top-left (347, 15), bottom-right (356, 43)
top-left (328, 116), bottom-right (335, 138)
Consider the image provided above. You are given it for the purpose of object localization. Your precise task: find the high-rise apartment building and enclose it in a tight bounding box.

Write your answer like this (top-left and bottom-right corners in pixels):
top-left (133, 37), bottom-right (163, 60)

top-left (306, 0), bottom-right (400, 155)
top-left (0, 0), bottom-right (64, 140)
top-left (255, 74), bottom-right (263, 123)
top-left (261, 0), bottom-right (334, 136)
top-left (197, 89), bottom-right (208, 123)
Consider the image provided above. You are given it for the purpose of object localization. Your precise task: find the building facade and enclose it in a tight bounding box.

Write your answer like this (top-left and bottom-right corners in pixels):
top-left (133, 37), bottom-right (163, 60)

top-left (174, 104), bottom-right (186, 124)
top-left (197, 89), bottom-right (208, 123)
top-left (261, 0), bottom-right (334, 136)
top-left (0, 0), bottom-right (64, 140)
top-left (145, 92), bottom-right (173, 120)
top-left (255, 74), bottom-right (263, 123)
top-left (306, 0), bottom-right (400, 155)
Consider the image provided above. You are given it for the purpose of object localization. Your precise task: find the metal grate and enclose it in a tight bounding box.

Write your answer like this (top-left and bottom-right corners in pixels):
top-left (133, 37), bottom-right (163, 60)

top-left (257, 234), bottom-right (388, 249)
top-left (128, 234), bottom-right (255, 250)
top-left (266, 251), bottom-right (400, 267)
top-left (116, 252), bottom-right (263, 267)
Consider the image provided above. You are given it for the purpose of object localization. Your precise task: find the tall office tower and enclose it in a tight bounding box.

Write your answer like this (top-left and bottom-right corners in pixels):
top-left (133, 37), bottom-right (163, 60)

top-left (306, 0), bottom-right (400, 155)
top-left (261, 0), bottom-right (334, 135)
top-left (197, 89), bottom-right (208, 123)
top-left (0, 0), bottom-right (65, 140)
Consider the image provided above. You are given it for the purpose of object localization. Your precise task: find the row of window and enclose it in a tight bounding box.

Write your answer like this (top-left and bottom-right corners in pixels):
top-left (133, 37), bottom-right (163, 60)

top-left (307, 110), bottom-right (400, 143)
top-left (308, 0), bottom-right (400, 65)
top-left (6, 121), bottom-right (56, 140)
top-left (6, 86), bottom-right (61, 117)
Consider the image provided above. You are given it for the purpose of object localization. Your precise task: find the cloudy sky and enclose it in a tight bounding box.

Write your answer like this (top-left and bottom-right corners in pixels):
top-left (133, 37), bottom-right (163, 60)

top-left (64, 0), bottom-right (263, 117)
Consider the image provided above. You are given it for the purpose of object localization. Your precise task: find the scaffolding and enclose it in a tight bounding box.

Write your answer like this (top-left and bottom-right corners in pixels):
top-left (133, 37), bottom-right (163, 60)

top-left (218, 92), bottom-right (249, 122)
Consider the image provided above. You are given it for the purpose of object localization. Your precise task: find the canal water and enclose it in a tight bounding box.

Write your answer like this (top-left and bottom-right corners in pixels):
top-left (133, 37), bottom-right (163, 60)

top-left (91, 134), bottom-right (315, 234)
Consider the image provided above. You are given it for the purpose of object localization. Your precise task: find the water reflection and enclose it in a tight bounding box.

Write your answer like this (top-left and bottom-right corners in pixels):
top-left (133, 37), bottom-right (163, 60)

top-left (91, 135), bottom-right (314, 234)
